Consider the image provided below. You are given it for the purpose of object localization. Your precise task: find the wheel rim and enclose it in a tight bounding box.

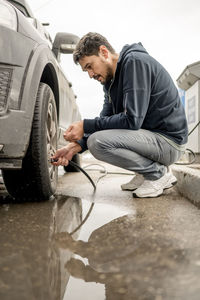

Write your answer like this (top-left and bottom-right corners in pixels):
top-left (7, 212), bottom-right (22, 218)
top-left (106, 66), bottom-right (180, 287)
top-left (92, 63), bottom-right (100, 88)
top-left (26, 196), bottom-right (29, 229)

top-left (46, 99), bottom-right (57, 184)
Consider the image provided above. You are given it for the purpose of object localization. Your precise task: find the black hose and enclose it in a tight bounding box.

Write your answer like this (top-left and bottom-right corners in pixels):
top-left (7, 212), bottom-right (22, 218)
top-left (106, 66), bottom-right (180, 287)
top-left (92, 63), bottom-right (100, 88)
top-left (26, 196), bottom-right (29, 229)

top-left (51, 158), bottom-right (96, 190)
top-left (175, 120), bottom-right (200, 165)
top-left (68, 160), bottom-right (96, 190)
top-left (188, 120), bottom-right (200, 136)
top-left (175, 148), bottom-right (196, 165)
top-left (67, 160), bottom-right (96, 235)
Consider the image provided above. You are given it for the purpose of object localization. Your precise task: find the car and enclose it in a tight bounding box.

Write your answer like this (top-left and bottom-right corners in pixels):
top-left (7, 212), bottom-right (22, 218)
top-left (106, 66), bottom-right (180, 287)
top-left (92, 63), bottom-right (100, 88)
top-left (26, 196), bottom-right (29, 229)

top-left (0, 0), bottom-right (81, 200)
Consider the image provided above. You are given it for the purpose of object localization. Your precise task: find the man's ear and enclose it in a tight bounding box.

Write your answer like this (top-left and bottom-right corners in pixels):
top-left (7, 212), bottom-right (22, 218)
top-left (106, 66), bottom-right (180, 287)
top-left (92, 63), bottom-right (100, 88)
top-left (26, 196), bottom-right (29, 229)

top-left (99, 45), bottom-right (109, 59)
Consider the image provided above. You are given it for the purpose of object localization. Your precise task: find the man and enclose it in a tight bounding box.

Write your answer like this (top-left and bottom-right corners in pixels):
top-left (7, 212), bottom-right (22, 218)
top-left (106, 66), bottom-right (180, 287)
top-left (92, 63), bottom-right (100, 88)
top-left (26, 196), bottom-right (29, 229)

top-left (52, 32), bottom-right (188, 198)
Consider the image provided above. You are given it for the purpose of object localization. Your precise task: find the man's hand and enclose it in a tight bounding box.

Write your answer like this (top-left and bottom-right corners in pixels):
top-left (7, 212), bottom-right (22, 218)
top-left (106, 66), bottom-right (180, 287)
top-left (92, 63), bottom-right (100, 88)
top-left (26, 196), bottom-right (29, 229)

top-left (51, 142), bottom-right (82, 166)
top-left (64, 121), bottom-right (84, 142)
top-left (53, 232), bottom-right (75, 249)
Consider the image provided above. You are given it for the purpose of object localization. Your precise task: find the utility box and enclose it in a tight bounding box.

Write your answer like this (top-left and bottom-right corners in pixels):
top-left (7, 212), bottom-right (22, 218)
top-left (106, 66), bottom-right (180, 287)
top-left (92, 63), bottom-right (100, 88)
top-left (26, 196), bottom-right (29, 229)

top-left (177, 61), bottom-right (200, 153)
top-left (184, 80), bottom-right (200, 152)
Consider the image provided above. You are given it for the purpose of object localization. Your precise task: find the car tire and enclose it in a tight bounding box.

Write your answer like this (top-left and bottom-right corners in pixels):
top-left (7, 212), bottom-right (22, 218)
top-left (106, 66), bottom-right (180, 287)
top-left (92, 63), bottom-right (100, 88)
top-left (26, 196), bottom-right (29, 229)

top-left (63, 154), bottom-right (81, 172)
top-left (2, 83), bottom-right (58, 200)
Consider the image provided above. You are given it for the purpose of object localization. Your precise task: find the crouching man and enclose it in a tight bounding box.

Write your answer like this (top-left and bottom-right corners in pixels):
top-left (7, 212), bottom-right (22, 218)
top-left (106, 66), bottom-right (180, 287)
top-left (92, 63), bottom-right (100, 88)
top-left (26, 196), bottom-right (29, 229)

top-left (52, 32), bottom-right (188, 198)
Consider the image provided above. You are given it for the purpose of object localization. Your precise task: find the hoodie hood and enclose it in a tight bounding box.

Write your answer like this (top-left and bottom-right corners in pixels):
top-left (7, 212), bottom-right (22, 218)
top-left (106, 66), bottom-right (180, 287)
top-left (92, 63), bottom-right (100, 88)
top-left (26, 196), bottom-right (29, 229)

top-left (118, 42), bottom-right (148, 65)
top-left (104, 43), bottom-right (148, 89)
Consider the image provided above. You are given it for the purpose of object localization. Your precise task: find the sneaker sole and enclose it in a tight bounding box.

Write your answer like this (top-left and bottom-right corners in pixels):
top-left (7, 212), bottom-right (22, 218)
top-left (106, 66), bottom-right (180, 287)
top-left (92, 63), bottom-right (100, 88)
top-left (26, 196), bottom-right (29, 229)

top-left (121, 187), bottom-right (139, 191)
top-left (133, 190), bottom-right (163, 198)
top-left (132, 180), bottom-right (177, 198)
top-left (124, 180), bottom-right (177, 191)
top-left (164, 180), bottom-right (177, 189)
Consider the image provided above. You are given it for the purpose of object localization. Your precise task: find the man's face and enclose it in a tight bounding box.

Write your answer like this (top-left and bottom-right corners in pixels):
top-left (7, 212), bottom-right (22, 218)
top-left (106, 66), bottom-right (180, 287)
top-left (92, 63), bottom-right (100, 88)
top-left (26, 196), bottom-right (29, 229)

top-left (79, 52), bottom-right (113, 85)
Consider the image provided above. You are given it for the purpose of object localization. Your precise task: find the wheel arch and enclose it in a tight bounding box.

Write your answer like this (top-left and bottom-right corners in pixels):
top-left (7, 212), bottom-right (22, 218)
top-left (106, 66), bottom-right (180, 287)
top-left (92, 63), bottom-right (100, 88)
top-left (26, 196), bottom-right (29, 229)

top-left (40, 63), bottom-right (60, 121)
top-left (19, 46), bottom-right (60, 156)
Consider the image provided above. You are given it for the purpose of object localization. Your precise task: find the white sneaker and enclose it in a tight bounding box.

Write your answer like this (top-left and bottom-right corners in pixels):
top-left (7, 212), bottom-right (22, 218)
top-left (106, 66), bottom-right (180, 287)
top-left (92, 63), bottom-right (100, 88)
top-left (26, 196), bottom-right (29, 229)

top-left (121, 174), bottom-right (144, 191)
top-left (133, 172), bottom-right (177, 198)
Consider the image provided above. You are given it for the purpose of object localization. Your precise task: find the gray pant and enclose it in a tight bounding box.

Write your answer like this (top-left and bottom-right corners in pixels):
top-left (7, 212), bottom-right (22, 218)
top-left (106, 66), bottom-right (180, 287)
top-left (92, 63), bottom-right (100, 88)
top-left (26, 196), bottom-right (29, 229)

top-left (87, 129), bottom-right (182, 180)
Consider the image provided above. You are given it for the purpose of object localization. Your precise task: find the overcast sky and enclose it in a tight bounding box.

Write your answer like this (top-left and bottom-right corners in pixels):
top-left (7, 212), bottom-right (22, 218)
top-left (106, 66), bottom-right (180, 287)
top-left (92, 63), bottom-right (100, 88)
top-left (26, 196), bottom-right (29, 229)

top-left (28, 0), bottom-right (200, 119)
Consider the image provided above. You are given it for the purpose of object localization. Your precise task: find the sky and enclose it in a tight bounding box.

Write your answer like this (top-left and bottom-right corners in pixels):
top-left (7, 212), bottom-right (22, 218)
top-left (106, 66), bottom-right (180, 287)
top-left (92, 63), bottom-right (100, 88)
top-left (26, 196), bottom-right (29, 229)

top-left (28, 0), bottom-right (200, 119)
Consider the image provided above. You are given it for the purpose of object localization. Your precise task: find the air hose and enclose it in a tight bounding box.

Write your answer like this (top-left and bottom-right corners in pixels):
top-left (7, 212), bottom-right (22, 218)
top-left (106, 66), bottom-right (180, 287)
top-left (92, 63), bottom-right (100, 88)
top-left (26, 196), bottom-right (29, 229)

top-left (68, 160), bottom-right (96, 190)
top-left (50, 158), bottom-right (98, 235)
top-left (51, 158), bottom-right (97, 190)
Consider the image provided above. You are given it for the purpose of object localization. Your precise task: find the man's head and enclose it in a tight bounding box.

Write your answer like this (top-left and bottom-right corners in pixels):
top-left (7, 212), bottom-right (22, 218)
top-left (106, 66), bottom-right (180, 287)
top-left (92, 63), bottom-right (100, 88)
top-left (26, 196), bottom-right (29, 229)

top-left (73, 32), bottom-right (118, 85)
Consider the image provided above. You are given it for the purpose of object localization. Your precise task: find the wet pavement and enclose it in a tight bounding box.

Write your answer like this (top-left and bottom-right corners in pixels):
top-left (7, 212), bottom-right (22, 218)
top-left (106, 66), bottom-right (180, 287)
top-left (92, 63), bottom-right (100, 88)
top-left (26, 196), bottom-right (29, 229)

top-left (1, 156), bottom-right (200, 300)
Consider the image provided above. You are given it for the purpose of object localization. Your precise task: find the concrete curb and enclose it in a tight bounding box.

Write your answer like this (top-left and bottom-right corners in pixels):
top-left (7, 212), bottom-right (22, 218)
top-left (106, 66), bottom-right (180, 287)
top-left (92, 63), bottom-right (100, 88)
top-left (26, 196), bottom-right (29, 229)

top-left (171, 164), bottom-right (200, 206)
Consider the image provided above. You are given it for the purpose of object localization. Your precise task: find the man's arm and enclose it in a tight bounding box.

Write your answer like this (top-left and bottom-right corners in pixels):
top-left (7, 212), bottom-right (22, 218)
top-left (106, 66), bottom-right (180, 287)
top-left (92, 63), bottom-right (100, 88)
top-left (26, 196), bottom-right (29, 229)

top-left (84, 58), bottom-right (151, 134)
top-left (76, 134), bottom-right (90, 153)
top-left (63, 90), bottom-right (113, 145)
top-left (51, 142), bottom-right (82, 166)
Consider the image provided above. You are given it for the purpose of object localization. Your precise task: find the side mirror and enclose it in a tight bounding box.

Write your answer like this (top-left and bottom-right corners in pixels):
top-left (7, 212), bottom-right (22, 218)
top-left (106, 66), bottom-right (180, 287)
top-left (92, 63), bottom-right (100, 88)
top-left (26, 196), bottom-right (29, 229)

top-left (52, 32), bottom-right (80, 61)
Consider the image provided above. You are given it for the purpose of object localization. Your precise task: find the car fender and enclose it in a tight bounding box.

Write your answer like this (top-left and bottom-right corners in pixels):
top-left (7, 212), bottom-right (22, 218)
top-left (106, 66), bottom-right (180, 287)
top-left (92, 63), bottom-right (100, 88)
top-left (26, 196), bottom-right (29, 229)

top-left (19, 43), bottom-right (60, 153)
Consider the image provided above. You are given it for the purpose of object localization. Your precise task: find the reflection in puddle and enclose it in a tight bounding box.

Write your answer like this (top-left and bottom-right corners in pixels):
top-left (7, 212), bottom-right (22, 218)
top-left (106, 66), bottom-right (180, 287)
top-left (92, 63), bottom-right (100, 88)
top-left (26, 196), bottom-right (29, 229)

top-left (0, 195), bottom-right (82, 300)
top-left (55, 214), bottom-right (142, 300)
top-left (56, 202), bottom-right (200, 300)
top-left (2, 187), bottom-right (200, 299)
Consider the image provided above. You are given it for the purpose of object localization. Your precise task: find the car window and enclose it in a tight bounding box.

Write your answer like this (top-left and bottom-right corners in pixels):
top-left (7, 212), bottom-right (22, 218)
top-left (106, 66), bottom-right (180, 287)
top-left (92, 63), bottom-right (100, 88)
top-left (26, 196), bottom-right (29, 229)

top-left (8, 0), bottom-right (53, 46)
top-left (35, 19), bottom-right (53, 46)
top-left (7, 1), bottom-right (29, 17)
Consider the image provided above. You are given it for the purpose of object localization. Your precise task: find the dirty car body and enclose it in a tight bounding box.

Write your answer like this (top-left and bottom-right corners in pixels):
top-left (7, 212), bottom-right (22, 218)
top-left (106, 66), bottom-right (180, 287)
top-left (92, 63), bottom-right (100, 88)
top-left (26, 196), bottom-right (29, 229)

top-left (0, 0), bottom-right (81, 199)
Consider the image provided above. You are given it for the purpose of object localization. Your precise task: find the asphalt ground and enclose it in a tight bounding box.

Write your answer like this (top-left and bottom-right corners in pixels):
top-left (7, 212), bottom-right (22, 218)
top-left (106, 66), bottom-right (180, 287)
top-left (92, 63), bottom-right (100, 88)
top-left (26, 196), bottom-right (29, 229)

top-left (0, 155), bottom-right (200, 300)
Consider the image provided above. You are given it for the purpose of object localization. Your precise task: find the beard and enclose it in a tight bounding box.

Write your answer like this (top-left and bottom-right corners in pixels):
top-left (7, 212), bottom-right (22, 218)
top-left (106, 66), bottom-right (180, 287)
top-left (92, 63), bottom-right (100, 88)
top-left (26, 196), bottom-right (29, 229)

top-left (101, 65), bottom-right (113, 85)
top-left (93, 66), bottom-right (113, 85)
top-left (93, 65), bottom-right (114, 85)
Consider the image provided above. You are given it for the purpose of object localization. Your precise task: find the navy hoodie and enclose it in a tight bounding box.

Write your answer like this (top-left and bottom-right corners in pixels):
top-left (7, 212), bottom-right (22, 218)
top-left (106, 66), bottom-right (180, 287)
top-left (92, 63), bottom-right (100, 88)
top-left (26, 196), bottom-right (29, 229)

top-left (78, 43), bottom-right (188, 152)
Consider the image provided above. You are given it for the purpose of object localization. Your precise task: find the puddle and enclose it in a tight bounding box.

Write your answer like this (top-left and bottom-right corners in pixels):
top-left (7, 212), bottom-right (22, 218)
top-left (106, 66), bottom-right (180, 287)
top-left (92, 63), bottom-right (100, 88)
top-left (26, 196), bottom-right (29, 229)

top-left (1, 162), bottom-right (200, 299)
top-left (62, 199), bottom-right (133, 300)
top-left (0, 195), bottom-right (83, 300)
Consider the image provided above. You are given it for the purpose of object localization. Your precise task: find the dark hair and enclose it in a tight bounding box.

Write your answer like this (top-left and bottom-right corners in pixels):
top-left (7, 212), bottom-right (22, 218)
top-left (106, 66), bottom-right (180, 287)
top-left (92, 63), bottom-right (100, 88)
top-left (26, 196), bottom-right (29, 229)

top-left (73, 32), bottom-right (115, 64)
